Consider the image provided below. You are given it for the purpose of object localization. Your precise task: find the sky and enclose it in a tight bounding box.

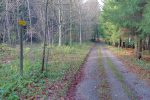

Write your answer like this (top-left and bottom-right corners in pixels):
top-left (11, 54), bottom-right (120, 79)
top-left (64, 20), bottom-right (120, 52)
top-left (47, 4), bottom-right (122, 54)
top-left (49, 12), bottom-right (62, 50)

top-left (83, 0), bottom-right (104, 5)
top-left (83, 0), bottom-right (104, 10)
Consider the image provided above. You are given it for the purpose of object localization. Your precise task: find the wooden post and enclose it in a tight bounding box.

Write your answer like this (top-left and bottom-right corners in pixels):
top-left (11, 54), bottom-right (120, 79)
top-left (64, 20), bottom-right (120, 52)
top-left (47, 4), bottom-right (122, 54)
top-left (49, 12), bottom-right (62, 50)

top-left (18, 20), bottom-right (27, 76)
top-left (20, 26), bottom-right (23, 76)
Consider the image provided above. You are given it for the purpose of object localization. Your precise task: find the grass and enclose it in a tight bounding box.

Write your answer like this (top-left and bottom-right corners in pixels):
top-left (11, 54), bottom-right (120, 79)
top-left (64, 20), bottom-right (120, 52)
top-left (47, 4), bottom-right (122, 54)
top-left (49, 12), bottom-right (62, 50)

top-left (108, 46), bottom-right (150, 70)
top-left (107, 46), bottom-right (150, 80)
top-left (97, 47), bottom-right (111, 100)
top-left (0, 43), bottom-right (92, 99)
top-left (106, 57), bottom-right (137, 100)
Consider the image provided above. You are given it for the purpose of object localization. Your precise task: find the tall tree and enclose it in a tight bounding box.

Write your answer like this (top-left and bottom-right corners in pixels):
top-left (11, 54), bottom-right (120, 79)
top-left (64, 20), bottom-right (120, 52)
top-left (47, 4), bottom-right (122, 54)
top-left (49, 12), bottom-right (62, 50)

top-left (41, 0), bottom-right (48, 72)
top-left (100, 0), bottom-right (148, 59)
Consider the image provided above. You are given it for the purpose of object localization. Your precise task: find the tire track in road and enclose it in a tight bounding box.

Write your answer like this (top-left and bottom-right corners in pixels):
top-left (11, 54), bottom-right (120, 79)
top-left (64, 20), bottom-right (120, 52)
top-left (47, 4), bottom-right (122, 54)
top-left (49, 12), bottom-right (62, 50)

top-left (75, 46), bottom-right (100, 100)
top-left (101, 47), bottom-right (130, 100)
top-left (106, 47), bottom-right (150, 100)
top-left (69, 44), bottom-right (150, 100)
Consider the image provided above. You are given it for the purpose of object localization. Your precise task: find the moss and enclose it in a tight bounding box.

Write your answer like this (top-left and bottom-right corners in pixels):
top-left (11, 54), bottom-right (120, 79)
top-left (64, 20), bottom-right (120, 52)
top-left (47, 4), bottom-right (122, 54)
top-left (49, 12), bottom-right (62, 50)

top-left (107, 57), bottom-right (137, 100)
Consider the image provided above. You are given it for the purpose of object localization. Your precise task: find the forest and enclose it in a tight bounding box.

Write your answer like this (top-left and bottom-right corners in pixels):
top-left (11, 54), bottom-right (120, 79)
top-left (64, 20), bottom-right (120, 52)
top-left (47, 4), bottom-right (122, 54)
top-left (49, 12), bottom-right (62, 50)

top-left (100, 0), bottom-right (150, 59)
top-left (1, 0), bottom-right (150, 100)
top-left (0, 0), bottom-right (99, 99)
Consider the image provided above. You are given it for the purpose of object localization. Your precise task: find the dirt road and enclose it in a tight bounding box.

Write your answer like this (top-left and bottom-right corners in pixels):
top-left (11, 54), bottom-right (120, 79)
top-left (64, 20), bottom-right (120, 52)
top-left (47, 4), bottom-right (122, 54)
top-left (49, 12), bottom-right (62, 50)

top-left (75, 46), bottom-right (100, 100)
top-left (69, 44), bottom-right (150, 100)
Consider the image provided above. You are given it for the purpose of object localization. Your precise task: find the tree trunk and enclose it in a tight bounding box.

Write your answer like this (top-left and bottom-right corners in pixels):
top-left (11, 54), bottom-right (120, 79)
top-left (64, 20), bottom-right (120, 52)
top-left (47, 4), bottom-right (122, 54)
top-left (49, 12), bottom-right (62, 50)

top-left (3, 26), bottom-right (6, 43)
top-left (77, 0), bottom-right (82, 44)
top-left (79, 7), bottom-right (82, 45)
top-left (69, 0), bottom-right (72, 45)
top-left (5, 0), bottom-right (11, 44)
top-left (122, 42), bottom-right (125, 48)
top-left (51, 21), bottom-right (54, 45)
top-left (27, 0), bottom-right (33, 45)
top-left (148, 35), bottom-right (150, 53)
top-left (119, 37), bottom-right (122, 47)
top-left (58, 0), bottom-right (62, 46)
top-left (41, 0), bottom-right (48, 72)
top-left (16, 0), bottom-right (20, 39)
top-left (136, 36), bottom-right (142, 59)
top-left (142, 39), bottom-right (146, 50)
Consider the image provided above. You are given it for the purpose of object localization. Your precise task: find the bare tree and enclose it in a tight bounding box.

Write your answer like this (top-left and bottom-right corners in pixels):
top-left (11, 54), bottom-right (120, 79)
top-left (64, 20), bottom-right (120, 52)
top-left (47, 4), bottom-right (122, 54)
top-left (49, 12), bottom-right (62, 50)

top-left (69, 0), bottom-right (73, 45)
top-left (58, 0), bottom-right (62, 46)
top-left (26, 0), bottom-right (33, 45)
top-left (41, 0), bottom-right (49, 72)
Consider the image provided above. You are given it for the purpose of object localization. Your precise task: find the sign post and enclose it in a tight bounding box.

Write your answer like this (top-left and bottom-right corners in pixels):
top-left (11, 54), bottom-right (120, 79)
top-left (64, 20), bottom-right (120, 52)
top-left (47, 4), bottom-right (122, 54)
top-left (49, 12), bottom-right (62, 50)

top-left (18, 20), bottom-right (26, 76)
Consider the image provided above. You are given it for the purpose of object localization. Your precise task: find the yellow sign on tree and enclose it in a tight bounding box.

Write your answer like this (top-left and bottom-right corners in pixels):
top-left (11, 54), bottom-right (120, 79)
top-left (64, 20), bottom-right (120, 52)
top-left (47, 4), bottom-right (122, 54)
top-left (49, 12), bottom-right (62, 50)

top-left (18, 20), bottom-right (27, 26)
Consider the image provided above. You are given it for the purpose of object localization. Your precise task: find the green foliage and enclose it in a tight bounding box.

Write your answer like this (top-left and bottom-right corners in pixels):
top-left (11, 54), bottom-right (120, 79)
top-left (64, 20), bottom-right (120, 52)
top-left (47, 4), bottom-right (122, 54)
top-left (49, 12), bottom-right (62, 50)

top-left (0, 0), bottom-right (4, 13)
top-left (100, 0), bottom-right (149, 43)
top-left (139, 1), bottom-right (150, 34)
top-left (0, 44), bottom-right (13, 54)
top-left (0, 43), bottom-right (91, 99)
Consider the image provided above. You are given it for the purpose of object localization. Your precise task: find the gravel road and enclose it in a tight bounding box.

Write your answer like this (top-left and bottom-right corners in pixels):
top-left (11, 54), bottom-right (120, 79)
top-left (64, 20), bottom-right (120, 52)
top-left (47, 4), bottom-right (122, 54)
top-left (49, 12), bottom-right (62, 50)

top-left (72, 44), bottom-right (150, 100)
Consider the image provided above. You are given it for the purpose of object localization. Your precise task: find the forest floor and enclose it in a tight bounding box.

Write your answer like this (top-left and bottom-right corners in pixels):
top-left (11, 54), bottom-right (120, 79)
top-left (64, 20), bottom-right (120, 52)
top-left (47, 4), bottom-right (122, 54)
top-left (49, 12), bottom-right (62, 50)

top-left (1, 43), bottom-right (150, 99)
top-left (0, 43), bottom-right (92, 99)
top-left (67, 43), bottom-right (150, 100)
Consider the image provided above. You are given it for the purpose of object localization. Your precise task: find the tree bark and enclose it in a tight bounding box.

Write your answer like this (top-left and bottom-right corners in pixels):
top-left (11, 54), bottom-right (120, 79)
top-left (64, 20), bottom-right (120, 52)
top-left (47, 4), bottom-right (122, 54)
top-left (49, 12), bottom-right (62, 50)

top-left (5, 0), bottom-right (11, 44)
top-left (69, 0), bottom-right (72, 45)
top-left (148, 35), bottom-right (150, 53)
top-left (135, 36), bottom-right (142, 59)
top-left (79, 6), bottom-right (82, 45)
top-left (58, 0), bottom-right (62, 46)
top-left (16, 0), bottom-right (20, 39)
top-left (27, 0), bottom-right (33, 45)
top-left (119, 37), bottom-right (122, 47)
top-left (41, 0), bottom-right (48, 72)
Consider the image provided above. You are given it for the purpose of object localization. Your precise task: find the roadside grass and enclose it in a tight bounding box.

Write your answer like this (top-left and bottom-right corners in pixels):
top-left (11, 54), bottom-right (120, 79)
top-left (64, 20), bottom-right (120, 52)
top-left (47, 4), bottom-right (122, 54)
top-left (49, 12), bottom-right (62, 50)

top-left (0, 43), bottom-right (92, 99)
top-left (107, 46), bottom-right (150, 81)
top-left (97, 47), bottom-right (111, 100)
top-left (106, 57), bottom-right (137, 100)
top-left (108, 46), bottom-right (150, 70)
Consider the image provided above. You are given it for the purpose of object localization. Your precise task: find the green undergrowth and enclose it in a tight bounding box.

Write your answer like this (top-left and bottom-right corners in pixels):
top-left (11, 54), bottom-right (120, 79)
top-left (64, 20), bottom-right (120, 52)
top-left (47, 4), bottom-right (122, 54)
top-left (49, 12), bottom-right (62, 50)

top-left (0, 43), bottom-right (92, 99)
top-left (108, 46), bottom-right (150, 70)
top-left (106, 57), bottom-right (137, 100)
top-left (97, 47), bottom-right (111, 100)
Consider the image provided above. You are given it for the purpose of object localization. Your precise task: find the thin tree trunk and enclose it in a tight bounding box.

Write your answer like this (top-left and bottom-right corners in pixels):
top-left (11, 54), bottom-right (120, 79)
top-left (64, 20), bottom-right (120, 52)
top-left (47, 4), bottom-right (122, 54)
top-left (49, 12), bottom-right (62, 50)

top-left (69, 0), bottom-right (72, 45)
top-left (143, 38), bottom-right (146, 50)
top-left (51, 21), bottom-right (54, 45)
top-left (79, 7), bottom-right (82, 45)
top-left (134, 35), bottom-right (137, 56)
top-left (2, 20), bottom-right (6, 43)
top-left (138, 38), bottom-right (142, 59)
top-left (119, 37), bottom-right (122, 48)
top-left (58, 0), bottom-right (62, 46)
top-left (47, 17), bottom-right (51, 44)
top-left (27, 0), bottom-right (33, 45)
top-left (135, 35), bottom-right (142, 59)
top-left (5, 0), bottom-right (11, 44)
top-left (148, 35), bottom-right (150, 53)
top-left (16, 0), bottom-right (20, 39)
top-left (41, 0), bottom-right (48, 72)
